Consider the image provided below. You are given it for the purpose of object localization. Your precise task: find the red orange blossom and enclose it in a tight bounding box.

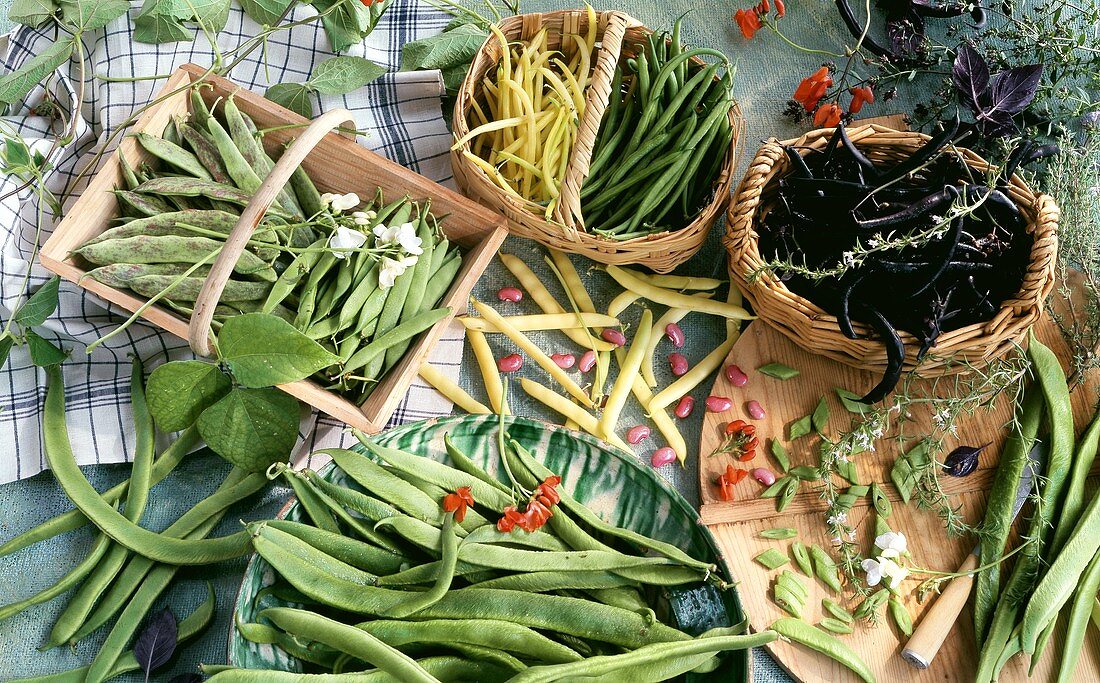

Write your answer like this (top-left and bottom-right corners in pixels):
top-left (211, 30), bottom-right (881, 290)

top-left (793, 66), bottom-right (875, 128)
top-left (734, 0), bottom-right (785, 39)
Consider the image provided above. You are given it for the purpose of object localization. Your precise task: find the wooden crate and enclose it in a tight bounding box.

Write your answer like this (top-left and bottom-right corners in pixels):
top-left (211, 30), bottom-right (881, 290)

top-left (41, 63), bottom-right (508, 433)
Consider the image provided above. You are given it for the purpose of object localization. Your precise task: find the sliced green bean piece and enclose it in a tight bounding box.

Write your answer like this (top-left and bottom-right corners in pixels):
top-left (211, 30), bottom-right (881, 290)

top-left (754, 548), bottom-right (789, 570)
top-left (759, 527), bottom-right (797, 540)
top-left (889, 596), bottom-right (913, 636)
top-left (810, 544), bottom-right (842, 592)
top-left (791, 541), bottom-right (813, 577)
top-left (823, 597), bottom-right (854, 623)
top-left (758, 362), bottom-right (799, 380)
top-left (770, 439), bottom-right (790, 472)
top-left (819, 617), bottom-right (854, 635)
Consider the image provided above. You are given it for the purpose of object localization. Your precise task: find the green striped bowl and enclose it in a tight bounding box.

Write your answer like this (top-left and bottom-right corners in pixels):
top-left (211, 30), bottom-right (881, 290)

top-left (230, 415), bottom-right (746, 681)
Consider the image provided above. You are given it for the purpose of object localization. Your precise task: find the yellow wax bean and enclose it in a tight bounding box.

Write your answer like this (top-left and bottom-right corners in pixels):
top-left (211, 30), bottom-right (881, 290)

top-left (614, 349), bottom-right (687, 464)
top-left (649, 336), bottom-right (738, 411)
top-left (471, 299), bottom-right (594, 408)
top-left (618, 268), bottom-right (725, 291)
top-left (607, 291), bottom-right (641, 317)
top-left (547, 250), bottom-right (595, 314)
top-left (452, 117), bottom-right (525, 150)
top-left (600, 310), bottom-right (653, 440)
top-left (520, 378), bottom-right (632, 453)
top-left (466, 329), bottom-right (506, 414)
top-left (417, 365), bottom-right (491, 415)
top-left (606, 266), bottom-right (754, 321)
top-left (498, 254), bottom-right (615, 351)
top-left (460, 312), bottom-right (619, 333)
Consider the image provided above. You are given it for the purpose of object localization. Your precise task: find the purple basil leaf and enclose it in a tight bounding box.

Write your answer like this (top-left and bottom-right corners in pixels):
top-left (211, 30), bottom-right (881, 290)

top-left (133, 608), bottom-right (178, 681)
top-left (952, 44), bottom-right (989, 113)
top-left (168, 674), bottom-right (202, 683)
top-left (887, 14), bottom-right (925, 55)
top-left (987, 63), bottom-right (1043, 115)
top-left (976, 108), bottom-right (1018, 136)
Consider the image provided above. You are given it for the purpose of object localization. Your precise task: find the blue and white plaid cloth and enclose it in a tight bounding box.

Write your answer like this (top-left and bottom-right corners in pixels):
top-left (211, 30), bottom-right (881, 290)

top-left (0, 0), bottom-right (469, 484)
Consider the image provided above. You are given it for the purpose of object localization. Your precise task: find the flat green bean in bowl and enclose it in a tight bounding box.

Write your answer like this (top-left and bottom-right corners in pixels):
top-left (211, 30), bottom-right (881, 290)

top-left (230, 414), bottom-right (747, 681)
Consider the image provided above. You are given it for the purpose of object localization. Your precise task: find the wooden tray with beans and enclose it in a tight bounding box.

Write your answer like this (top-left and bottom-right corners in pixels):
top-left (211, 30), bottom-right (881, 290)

top-left (697, 316), bottom-right (1099, 682)
top-left (41, 63), bottom-right (507, 433)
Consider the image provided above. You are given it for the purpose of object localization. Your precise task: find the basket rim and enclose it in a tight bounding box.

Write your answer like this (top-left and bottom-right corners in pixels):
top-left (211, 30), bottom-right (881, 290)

top-left (724, 123), bottom-right (1058, 371)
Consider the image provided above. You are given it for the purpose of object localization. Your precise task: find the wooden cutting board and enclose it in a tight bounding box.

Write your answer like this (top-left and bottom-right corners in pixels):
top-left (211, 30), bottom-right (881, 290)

top-left (698, 315), bottom-right (1099, 682)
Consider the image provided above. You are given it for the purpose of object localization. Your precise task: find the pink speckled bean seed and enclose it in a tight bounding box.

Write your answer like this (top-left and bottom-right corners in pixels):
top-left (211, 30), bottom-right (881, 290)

top-left (752, 468), bottom-right (776, 486)
top-left (667, 353), bottom-right (689, 376)
top-left (705, 395), bottom-right (733, 413)
top-left (746, 400), bottom-right (766, 420)
top-left (551, 353), bottom-right (576, 369)
top-left (626, 425), bottom-right (651, 444)
top-left (664, 323), bottom-right (685, 348)
top-left (651, 447), bottom-right (677, 467)
top-left (497, 286), bottom-right (523, 302)
top-left (725, 364), bottom-right (748, 387)
top-left (601, 329), bottom-right (626, 347)
top-left (674, 396), bottom-right (695, 419)
top-left (498, 353), bottom-right (523, 372)
top-left (578, 350), bottom-right (597, 372)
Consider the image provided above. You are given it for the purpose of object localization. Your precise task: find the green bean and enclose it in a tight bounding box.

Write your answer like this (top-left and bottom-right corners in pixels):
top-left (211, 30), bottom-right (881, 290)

top-left (9, 582), bottom-right (215, 683)
top-left (236, 618), bottom-right (340, 669)
top-left (387, 469), bottom-right (490, 532)
top-left (1030, 335), bottom-right (1077, 564)
top-left (190, 86), bottom-right (213, 131)
top-left (295, 473), bottom-right (409, 553)
top-left (361, 440), bottom-right (513, 511)
top-left (461, 524), bottom-right (569, 551)
top-left (44, 359), bottom-right (155, 647)
top-left (133, 176), bottom-right (275, 212)
top-left (303, 470), bottom-right (400, 522)
top-left (133, 132), bottom-right (212, 180)
top-left (343, 307), bottom-right (451, 375)
top-left (1055, 548), bottom-right (1100, 682)
top-left (290, 164), bottom-right (324, 218)
top-left (321, 448), bottom-right (442, 524)
top-left (363, 242), bottom-right (416, 377)
top-left (68, 468), bottom-right (254, 644)
top-left (443, 434), bottom-right (508, 492)
top-left (819, 617), bottom-right (854, 635)
top-left (224, 95), bottom-right (302, 217)
top-left (43, 366), bottom-right (260, 566)
top-left (509, 441), bottom-right (714, 572)
top-left (206, 116), bottom-right (263, 194)
top-left (335, 264), bottom-right (381, 331)
top-left (205, 657), bottom-right (509, 682)
top-left (294, 251), bottom-right (340, 329)
top-left (281, 468), bottom-right (341, 533)
top-left (250, 522), bottom-right (378, 585)
top-left (264, 237), bottom-right (326, 313)
top-left (130, 275), bottom-right (271, 303)
top-left (0, 427), bottom-right (200, 558)
top-left (419, 251), bottom-right (461, 310)
top-left (179, 122), bottom-right (233, 184)
top-left (384, 221), bottom-right (436, 368)
top-left (118, 154), bottom-right (141, 191)
top-left (386, 513), bottom-right (458, 618)
top-left (262, 519), bottom-right (405, 574)
top-left (0, 534), bottom-right (112, 621)
top-left (77, 234), bottom-right (276, 281)
top-left (507, 632), bottom-right (776, 683)
top-left (85, 209), bottom-right (264, 245)
top-left (809, 545), bottom-right (842, 592)
top-left (823, 597), bottom-right (854, 623)
top-left (974, 383), bottom-right (1044, 646)
top-left (770, 618), bottom-right (873, 682)
top-left (115, 189), bottom-right (172, 217)
top-left (444, 643), bottom-right (526, 672)
top-left (469, 570), bottom-right (635, 592)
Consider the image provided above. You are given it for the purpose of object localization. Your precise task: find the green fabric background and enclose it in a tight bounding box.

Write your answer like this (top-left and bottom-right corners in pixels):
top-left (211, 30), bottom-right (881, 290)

top-left (0, 1), bottom-right (926, 680)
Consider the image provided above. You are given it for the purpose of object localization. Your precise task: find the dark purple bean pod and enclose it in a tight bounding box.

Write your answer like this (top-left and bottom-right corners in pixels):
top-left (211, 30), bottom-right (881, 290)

top-left (875, 112), bottom-right (960, 186)
top-left (834, 0), bottom-right (892, 56)
top-left (837, 124), bottom-right (879, 178)
top-left (783, 146), bottom-right (814, 179)
top-left (838, 275), bottom-right (866, 340)
top-left (906, 215), bottom-right (965, 300)
top-left (858, 305), bottom-right (905, 404)
top-left (969, 6), bottom-right (987, 28)
top-left (854, 184), bottom-right (959, 231)
top-left (966, 185), bottom-right (1026, 231)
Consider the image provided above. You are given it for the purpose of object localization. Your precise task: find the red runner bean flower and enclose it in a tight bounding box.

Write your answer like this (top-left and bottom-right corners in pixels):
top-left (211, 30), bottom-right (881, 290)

top-left (814, 102), bottom-right (843, 128)
top-left (711, 420), bottom-right (760, 461)
top-left (734, 8), bottom-right (763, 39)
top-left (793, 66), bottom-right (832, 111)
top-left (442, 487), bottom-right (475, 522)
top-left (497, 475), bottom-right (561, 533)
top-left (848, 85), bottom-right (875, 115)
top-left (717, 464), bottom-right (748, 501)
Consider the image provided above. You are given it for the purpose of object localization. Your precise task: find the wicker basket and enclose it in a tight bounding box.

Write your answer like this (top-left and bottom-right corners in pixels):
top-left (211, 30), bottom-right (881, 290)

top-left (725, 123), bottom-right (1059, 376)
top-left (451, 10), bottom-right (741, 273)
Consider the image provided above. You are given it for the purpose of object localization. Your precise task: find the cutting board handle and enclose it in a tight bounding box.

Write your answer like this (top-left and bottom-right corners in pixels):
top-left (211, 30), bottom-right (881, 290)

top-left (901, 552), bottom-right (979, 669)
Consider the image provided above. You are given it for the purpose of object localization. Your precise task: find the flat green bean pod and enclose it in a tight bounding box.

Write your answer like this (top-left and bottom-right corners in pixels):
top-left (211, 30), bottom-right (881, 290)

top-left (770, 618), bottom-right (874, 682)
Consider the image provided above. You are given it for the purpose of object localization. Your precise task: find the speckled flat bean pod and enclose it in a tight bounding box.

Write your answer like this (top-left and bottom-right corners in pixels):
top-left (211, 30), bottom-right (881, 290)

top-left (129, 275), bottom-right (270, 303)
top-left (132, 132), bottom-right (212, 181)
top-left (179, 122), bottom-right (233, 184)
top-left (77, 235), bottom-right (276, 281)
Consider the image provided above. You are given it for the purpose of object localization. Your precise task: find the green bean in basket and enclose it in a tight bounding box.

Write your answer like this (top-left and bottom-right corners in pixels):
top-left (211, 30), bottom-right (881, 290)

top-left (580, 17), bottom-right (735, 240)
top-left (79, 84), bottom-right (465, 404)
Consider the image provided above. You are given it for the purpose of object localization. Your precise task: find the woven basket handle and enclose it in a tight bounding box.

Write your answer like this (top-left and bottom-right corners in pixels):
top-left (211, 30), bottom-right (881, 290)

top-left (553, 11), bottom-right (640, 234)
top-left (187, 108), bottom-right (357, 356)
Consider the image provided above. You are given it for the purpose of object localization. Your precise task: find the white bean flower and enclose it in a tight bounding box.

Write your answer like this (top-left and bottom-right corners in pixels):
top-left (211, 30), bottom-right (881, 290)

top-left (329, 192), bottom-right (361, 213)
top-left (352, 210), bottom-right (377, 226)
top-left (328, 225), bottom-right (367, 259)
top-left (373, 221), bottom-right (423, 255)
top-left (862, 556), bottom-right (909, 589)
top-left (874, 531), bottom-right (908, 559)
top-left (379, 255), bottom-right (419, 288)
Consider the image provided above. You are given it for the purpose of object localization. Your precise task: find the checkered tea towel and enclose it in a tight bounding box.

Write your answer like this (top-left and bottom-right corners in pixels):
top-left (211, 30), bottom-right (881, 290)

top-left (0, 0), bottom-right (469, 484)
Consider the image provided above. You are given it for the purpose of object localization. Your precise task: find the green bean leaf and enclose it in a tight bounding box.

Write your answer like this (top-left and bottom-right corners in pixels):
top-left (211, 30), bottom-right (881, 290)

top-left (58, 0), bottom-right (128, 31)
top-left (146, 360), bottom-right (232, 432)
top-left (441, 64), bottom-right (470, 95)
top-left (0, 334), bottom-right (14, 371)
top-left (187, 0), bottom-right (231, 32)
top-left (10, 0), bottom-right (58, 28)
top-left (197, 387), bottom-right (300, 472)
top-left (14, 276), bottom-right (60, 327)
top-left (309, 56), bottom-right (386, 95)
top-left (133, 3), bottom-right (192, 44)
top-left (265, 83), bottom-right (314, 119)
top-left (26, 330), bottom-right (67, 367)
top-left (400, 23), bottom-right (488, 72)
top-left (218, 313), bottom-right (340, 388)
top-left (238, 0), bottom-right (293, 25)
top-left (0, 39), bottom-right (74, 105)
